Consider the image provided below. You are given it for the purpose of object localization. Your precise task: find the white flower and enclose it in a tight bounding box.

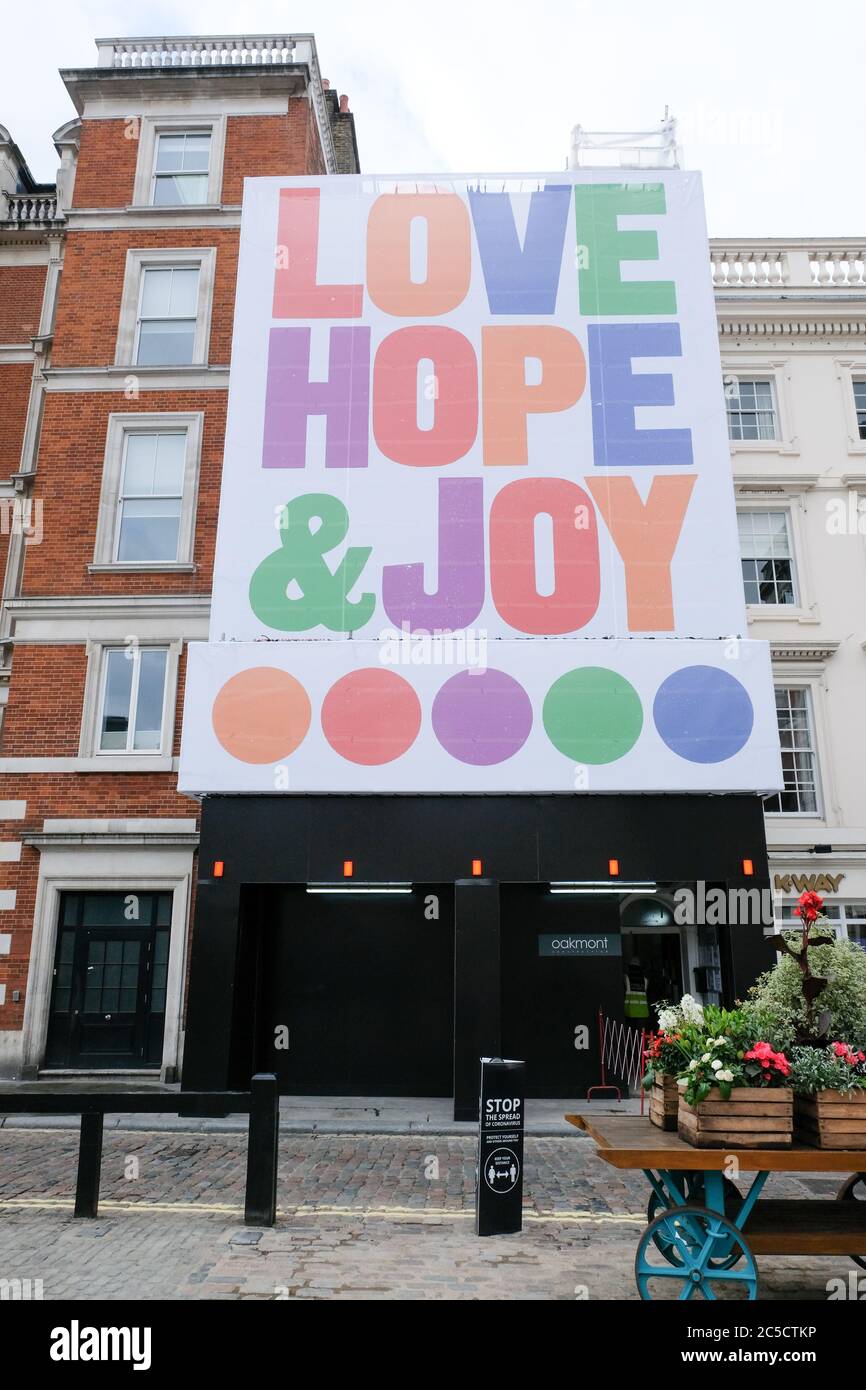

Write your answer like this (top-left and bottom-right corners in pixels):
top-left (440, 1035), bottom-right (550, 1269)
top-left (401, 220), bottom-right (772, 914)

top-left (657, 1007), bottom-right (678, 1032)
top-left (701, 1053), bottom-right (711, 1063)
top-left (717, 1069), bottom-right (734, 1083)
top-left (688, 1059), bottom-right (699, 1070)
top-left (711, 1059), bottom-right (722, 1071)
top-left (680, 994), bottom-right (705, 1024)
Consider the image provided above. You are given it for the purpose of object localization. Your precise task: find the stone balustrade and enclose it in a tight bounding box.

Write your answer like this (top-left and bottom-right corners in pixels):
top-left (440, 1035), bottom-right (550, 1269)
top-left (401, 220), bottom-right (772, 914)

top-left (2, 193), bottom-right (61, 225)
top-left (95, 35), bottom-right (313, 69)
top-left (710, 241), bottom-right (866, 289)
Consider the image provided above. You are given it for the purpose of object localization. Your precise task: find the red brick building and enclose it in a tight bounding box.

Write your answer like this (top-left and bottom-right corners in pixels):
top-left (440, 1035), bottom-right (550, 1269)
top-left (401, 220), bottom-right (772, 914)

top-left (0, 35), bottom-right (359, 1079)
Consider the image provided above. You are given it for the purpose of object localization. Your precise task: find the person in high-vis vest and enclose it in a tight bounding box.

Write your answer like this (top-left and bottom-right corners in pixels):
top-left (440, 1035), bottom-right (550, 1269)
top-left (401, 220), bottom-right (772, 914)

top-left (624, 956), bottom-right (650, 1020)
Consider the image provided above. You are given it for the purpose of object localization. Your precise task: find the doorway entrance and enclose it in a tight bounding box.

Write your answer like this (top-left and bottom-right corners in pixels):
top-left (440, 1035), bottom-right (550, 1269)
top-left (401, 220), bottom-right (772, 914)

top-left (44, 891), bottom-right (172, 1069)
top-left (620, 930), bottom-right (685, 1017)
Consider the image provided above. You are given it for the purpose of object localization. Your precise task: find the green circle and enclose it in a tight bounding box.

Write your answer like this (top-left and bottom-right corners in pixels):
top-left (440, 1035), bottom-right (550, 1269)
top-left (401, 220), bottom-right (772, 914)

top-left (543, 667), bottom-right (643, 764)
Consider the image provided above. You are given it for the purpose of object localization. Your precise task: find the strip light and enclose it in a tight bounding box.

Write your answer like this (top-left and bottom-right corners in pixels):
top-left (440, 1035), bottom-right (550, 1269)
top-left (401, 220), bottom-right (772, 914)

top-left (306, 883), bottom-right (413, 895)
top-left (549, 880), bottom-right (657, 896)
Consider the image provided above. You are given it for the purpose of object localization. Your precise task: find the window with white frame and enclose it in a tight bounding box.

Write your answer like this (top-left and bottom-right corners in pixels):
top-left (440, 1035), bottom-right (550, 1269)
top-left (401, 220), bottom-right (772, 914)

top-left (115, 432), bottom-right (186, 562)
top-left (737, 510), bottom-right (797, 606)
top-left (726, 378), bottom-right (778, 441)
top-left (135, 267), bottom-right (200, 366)
top-left (93, 413), bottom-right (202, 570)
top-left (764, 687), bottom-right (820, 814)
top-left (854, 381), bottom-right (866, 441)
top-left (843, 903), bottom-right (866, 951)
top-left (97, 647), bottom-right (169, 753)
top-left (152, 132), bottom-right (211, 206)
top-left (131, 117), bottom-right (225, 208)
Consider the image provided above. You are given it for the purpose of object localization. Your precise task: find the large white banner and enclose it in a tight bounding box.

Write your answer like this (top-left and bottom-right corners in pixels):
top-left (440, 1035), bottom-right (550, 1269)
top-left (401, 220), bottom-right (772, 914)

top-left (179, 172), bottom-right (782, 795)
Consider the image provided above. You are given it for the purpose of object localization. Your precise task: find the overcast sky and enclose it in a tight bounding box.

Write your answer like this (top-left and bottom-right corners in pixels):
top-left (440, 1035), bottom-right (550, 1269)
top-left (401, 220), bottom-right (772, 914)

top-left (2, 0), bottom-right (864, 236)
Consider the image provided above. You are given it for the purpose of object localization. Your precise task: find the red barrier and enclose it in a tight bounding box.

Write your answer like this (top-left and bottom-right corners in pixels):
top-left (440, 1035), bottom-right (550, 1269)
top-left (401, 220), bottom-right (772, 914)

top-left (587, 1006), bottom-right (647, 1109)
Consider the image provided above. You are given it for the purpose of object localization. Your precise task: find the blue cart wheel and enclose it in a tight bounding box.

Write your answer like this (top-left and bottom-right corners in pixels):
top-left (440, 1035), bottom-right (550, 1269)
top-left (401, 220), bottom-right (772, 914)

top-left (647, 1175), bottom-right (743, 1269)
top-left (836, 1173), bottom-right (866, 1270)
top-left (646, 1173), bottom-right (701, 1264)
top-left (636, 1205), bottom-right (758, 1300)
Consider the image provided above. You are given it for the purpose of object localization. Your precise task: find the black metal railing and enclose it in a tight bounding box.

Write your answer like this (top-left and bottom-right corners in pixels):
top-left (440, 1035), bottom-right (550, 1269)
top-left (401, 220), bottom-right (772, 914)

top-left (0, 1072), bottom-right (279, 1226)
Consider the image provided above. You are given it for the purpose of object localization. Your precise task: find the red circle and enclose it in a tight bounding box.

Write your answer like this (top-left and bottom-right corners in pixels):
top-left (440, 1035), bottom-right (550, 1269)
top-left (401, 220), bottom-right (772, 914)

top-left (321, 668), bottom-right (421, 765)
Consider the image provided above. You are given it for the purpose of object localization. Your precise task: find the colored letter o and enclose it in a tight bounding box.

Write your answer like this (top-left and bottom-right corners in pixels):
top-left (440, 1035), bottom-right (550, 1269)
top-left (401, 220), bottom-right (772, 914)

top-left (373, 326), bottom-right (478, 466)
top-left (367, 193), bottom-right (471, 316)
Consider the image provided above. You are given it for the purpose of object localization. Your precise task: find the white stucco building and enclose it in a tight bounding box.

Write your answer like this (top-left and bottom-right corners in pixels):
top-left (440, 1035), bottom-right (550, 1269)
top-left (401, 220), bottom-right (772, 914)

top-left (714, 240), bottom-right (866, 947)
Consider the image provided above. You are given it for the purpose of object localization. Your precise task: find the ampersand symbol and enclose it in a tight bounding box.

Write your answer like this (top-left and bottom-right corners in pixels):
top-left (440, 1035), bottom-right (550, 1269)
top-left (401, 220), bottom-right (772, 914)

top-left (249, 493), bottom-right (375, 633)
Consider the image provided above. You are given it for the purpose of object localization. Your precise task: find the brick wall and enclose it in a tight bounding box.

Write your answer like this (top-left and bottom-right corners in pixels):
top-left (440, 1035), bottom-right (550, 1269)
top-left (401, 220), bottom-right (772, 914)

top-left (222, 108), bottom-right (314, 202)
top-left (0, 362), bottom-right (33, 476)
top-left (0, 265), bottom-right (46, 341)
top-left (21, 389), bottom-right (225, 595)
top-left (72, 119), bottom-right (139, 208)
top-left (0, 646), bottom-right (87, 754)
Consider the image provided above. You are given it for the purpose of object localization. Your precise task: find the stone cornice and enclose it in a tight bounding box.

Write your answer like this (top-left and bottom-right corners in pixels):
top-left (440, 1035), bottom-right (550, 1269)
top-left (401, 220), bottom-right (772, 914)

top-left (770, 641), bottom-right (840, 662)
top-left (718, 317), bottom-right (866, 338)
top-left (5, 594), bottom-right (210, 621)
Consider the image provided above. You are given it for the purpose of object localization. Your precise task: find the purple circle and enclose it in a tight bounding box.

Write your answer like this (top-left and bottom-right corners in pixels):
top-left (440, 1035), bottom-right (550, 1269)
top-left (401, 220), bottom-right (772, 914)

top-left (653, 665), bottom-right (754, 764)
top-left (432, 669), bottom-right (533, 765)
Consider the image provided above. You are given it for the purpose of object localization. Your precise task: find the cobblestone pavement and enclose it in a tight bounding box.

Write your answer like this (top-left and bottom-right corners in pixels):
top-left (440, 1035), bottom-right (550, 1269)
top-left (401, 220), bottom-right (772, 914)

top-left (0, 1130), bottom-right (858, 1299)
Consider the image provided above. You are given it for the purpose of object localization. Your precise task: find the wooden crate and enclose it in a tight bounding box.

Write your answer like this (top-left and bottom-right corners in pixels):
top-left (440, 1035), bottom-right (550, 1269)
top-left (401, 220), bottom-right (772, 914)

top-left (795, 1090), bottom-right (866, 1150)
top-left (678, 1087), bottom-right (793, 1148)
top-left (648, 1074), bottom-right (679, 1131)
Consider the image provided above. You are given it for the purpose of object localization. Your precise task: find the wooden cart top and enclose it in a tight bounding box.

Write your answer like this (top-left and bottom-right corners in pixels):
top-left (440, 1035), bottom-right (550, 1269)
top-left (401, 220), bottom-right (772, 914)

top-left (565, 1113), bottom-right (866, 1173)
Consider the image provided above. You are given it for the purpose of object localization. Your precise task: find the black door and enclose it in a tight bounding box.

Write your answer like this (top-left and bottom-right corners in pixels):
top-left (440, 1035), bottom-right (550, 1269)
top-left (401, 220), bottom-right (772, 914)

top-left (500, 885), bottom-right (624, 1098)
top-left (257, 884), bottom-right (454, 1095)
top-left (45, 892), bottom-right (172, 1069)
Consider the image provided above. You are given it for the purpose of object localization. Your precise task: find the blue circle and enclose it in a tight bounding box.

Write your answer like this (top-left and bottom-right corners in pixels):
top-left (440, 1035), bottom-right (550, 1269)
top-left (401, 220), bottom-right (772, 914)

top-left (653, 666), bottom-right (754, 764)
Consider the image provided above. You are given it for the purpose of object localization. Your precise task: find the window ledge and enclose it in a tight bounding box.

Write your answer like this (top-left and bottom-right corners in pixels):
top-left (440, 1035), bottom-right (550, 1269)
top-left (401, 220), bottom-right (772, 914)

top-left (125, 203), bottom-right (236, 215)
top-left (0, 756), bottom-right (178, 773)
top-left (110, 361), bottom-right (214, 373)
top-left (88, 563), bottom-right (197, 574)
top-left (746, 607), bottom-right (821, 626)
top-left (730, 441), bottom-right (800, 456)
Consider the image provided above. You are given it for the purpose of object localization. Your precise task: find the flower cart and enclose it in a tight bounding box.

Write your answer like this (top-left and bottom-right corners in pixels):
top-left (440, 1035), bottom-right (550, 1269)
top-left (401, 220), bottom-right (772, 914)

top-left (566, 1111), bottom-right (866, 1299)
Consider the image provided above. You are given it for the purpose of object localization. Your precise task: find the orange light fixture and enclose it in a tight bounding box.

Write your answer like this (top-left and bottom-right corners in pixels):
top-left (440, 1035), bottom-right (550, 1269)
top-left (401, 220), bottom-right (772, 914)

top-left (471, 859), bottom-right (483, 877)
top-left (213, 860), bottom-right (224, 879)
top-left (608, 858), bottom-right (620, 877)
top-left (343, 860), bottom-right (354, 878)
top-left (742, 858), bottom-right (754, 877)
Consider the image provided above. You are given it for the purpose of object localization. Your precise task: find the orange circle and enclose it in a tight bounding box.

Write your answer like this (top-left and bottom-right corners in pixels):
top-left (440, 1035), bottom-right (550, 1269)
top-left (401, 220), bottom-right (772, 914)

top-left (212, 667), bottom-right (311, 764)
top-left (321, 668), bottom-right (421, 765)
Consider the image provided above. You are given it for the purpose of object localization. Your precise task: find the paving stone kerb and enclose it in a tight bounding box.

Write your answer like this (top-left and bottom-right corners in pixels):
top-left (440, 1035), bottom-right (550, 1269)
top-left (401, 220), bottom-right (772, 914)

top-left (0, 1130), bottom-right (851, 1300)
top-left (0, 1095), bottom-right (642, 1135)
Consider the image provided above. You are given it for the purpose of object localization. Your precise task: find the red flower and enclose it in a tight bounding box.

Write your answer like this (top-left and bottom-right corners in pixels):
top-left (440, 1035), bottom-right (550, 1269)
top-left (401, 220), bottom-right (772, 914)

top-left (746, 1041), bottom-right (791, 1077)
top-left (793, 889), bottom-right (824, 924)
